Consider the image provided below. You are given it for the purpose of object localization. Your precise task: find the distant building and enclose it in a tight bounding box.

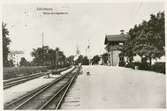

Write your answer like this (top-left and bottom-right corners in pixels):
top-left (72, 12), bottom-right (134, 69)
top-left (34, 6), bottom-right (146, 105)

top-left (8, 50), bottom-right (24, 67)
top-left (104, 30), bottom-right (128, 66)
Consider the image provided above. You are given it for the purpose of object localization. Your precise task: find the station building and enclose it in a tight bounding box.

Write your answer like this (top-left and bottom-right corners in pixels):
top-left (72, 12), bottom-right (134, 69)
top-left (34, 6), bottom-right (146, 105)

top-left (104, 30), bottom-right (165, 66)
top-left (104, 30), bottom-right (128, 66)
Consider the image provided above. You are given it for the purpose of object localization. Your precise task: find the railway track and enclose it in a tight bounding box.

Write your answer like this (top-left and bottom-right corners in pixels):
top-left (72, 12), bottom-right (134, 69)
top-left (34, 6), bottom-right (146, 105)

top-left (4, 66), bottom-right (79, 110)
top-left (3, 66), bottom-right (72, 89)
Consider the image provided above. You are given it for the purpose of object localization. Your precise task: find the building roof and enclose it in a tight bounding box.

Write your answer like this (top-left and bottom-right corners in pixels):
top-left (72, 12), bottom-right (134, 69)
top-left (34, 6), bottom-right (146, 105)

top-left (104, 34), bottom-right (128, 44)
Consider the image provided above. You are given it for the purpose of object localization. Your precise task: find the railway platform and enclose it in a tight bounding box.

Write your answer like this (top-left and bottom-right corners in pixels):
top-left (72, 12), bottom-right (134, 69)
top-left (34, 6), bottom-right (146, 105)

top-left (61, 65), bottom-right (165, 109)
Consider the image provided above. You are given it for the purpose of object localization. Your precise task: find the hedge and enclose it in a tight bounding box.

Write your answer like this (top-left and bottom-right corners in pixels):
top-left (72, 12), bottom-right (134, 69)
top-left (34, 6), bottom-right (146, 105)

top-left (150, 62), bottom-right (165, 74)
top-left (124, 62), bottom-right (165, 74)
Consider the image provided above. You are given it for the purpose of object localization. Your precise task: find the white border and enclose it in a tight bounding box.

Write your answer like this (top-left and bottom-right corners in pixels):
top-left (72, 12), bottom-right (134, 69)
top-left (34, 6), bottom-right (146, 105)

top-left (0, 0), bottom-right (166, 111)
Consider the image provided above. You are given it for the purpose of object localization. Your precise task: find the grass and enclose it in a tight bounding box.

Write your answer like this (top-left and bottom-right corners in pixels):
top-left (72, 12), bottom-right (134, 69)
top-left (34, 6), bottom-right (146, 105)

top-left (3, 66), bottom-right (48, 80)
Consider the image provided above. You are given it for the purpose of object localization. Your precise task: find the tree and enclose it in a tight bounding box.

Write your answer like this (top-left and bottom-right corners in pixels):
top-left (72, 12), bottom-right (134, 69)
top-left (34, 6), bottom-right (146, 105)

top-left (57, 50), bottom-right (66, 67)
top-left (76, 55), bottom-right (84, 64)
top-left (67, 55), bottom-right (74, 65)
top-left (122, 33), bottom-right (134, 63)
top-left (82, 56), bottom-right (89, 65)
top-left (2, 22), bottom-right (11, 67)
top-left (102, 53), bottom-right (109, 65)
top-left (31, 46), bottom-right (51, 66)
top-left (75, 55), bottom-right (89, 65)
top-left (92, 55), bottom-right (100, 65)
top-left (20, 57), bottom-right (29, 66)
top-left (47, 48), bottom-right (56, 65)
top-left (134, 12), bottom-right (165, 65)
top-left (31, 46), bottom-right (66, 67)
top-left (124, 11), bottom-right (165, 65)
top-left (31, 47), bottom-right (44, 65)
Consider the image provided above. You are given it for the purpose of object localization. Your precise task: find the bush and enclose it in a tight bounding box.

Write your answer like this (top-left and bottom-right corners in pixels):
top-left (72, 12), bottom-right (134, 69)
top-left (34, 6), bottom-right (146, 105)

top-left (133, 62), bottom-right (150, 70)
top-left (125, 62), bottom-right (135, 69)
top-left (150, 62), bottom-right (165, 74)
top-left (124, 61), bottom-right (165, 74)
top-left (119, 61), bottom-right (126, 67)
top-left (125, 62), bottom-right (150, 70)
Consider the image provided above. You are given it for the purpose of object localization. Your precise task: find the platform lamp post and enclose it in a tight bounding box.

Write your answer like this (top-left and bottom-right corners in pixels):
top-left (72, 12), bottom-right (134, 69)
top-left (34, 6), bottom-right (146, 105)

top-left (86, 40), bottom-right (91, 75)
top-left (87, 40), bottom-right (91, 65)
top-left (75, 45), bottom-right (80, 65)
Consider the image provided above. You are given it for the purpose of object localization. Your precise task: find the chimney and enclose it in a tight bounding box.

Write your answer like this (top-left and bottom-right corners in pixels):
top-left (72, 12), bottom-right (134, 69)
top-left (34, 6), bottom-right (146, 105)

top-left (120, 30), bottom-right (124, 34)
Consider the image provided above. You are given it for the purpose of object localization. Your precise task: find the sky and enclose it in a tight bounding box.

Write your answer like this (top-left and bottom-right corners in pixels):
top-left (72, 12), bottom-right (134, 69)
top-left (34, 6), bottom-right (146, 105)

top-left (2, 1), bottom-right (164, 61)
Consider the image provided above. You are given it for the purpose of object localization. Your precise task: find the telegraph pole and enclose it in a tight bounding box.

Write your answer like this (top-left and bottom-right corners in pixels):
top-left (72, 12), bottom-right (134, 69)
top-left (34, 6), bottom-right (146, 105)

top-left (76, 45), bottom-right (80, 56)
top-left (75, 45), bottom-right (80, 65)
top-left (42, 32), bottom-right (44, 66)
